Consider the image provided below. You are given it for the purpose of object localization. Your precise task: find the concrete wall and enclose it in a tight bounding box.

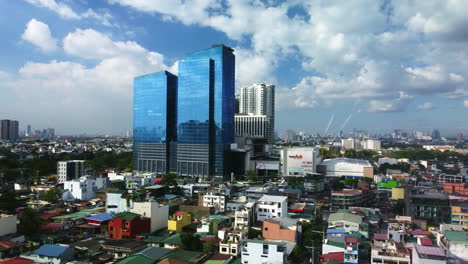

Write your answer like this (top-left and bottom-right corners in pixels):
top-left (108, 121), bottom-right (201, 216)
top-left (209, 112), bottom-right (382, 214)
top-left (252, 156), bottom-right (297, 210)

top-left (0, 214), bottom-right (17, 236)
top-left (130, 201), bottom-right (169, 232)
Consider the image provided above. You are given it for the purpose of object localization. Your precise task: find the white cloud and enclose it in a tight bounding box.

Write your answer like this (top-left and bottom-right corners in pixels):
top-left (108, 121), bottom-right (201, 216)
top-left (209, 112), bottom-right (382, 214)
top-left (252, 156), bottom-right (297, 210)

top-left (0, 71), bottom-right (10, 79)
top-left (417, 102), bottom-right (436, 110)
top-left (81, 8), bottom-right (114, 27)
top-left (2, 27), bottom-right (168, 134)
top-left (23, 0), bottom-right (116, 27)
top-left (24, 0), bottom-right (80, 19)
top-left (109, 0), bottom-right (468, 112)
top-left (21, 19), bottom-right (58, 52)
top-left (464, 100), bottom-right (468, 108)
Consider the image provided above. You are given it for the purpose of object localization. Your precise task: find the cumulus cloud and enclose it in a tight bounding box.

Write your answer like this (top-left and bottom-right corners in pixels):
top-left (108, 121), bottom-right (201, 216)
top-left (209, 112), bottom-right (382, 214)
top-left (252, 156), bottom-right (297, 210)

top-left (24, 0), bottom-right (80, 19)
top-left (417, 102), bottom-right (436, 110)
top-left (464, 100), bottom-right (468, 108)
top-left (109, 0), bottom-right (468, 112)
top-left (2, 27), bottom-right (168, 134)
top-left (21, 19), bottom-right (58, 52)
top-left (24, 0), bottom-right (116, 27)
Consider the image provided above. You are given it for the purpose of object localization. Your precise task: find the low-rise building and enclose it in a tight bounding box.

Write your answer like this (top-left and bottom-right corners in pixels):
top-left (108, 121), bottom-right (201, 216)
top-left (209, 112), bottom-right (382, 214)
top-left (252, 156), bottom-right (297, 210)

top-left (331, 190), bottom-right (363, 209)
top-left (371, 239), bottom-right (411, 264)
top-left (256, 195), bottom-right (288, 222)
top-left (234, 202), bottom-right (255, 229)
top-left (168, 211), bottom-right (191, 232)
top-left (129, 200), bottom-right (169, 232)
top-left (108, 212), bottom-right (150, 240)
top-left (62, 176), bottom-right (97, 201)
top-left (409, 192), bottom-right (451, 225)
top-left (241, 239), bottom-right (288, 264)
top-left (219, 229), bottom-right (247, 256)
top-left (0, 214), bottom-right (17, 236)
top-left (22, 244), bottom-right (74, 264)
top-left (437, 174), bottom-right (464, 184)
top-left (412, 245), bottom-right (446, 264)
top-left (200, 192), bottom-right (226, 213)
top-left (197, 215), bottom-right (231, 234)
top-left (439, 230), bottom-right (468, 263)
top-left (262, 218), bottom-right (301, 243)
top-left (125, 173), bottom-right (155, 189)
top-left (328, 213), bottom-right (363, 234)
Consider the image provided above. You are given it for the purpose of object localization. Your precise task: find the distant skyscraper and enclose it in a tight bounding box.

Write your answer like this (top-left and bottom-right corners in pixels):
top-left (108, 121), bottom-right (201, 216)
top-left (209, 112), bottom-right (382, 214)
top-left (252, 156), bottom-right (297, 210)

top-left (177, 45), bottom-right (235, 177)
top-left (432, 129), bottom-right (441, 140)
top-left (235, 83), bottom-right (275, 143)
top-left (457, 133), bottom-right (463, 141)
top-left (133, 71), bottom-right (178, 175)
top-left (27, 125), bottom-right (31, 137)
top-left (0, 120), bottom-right (19, 141)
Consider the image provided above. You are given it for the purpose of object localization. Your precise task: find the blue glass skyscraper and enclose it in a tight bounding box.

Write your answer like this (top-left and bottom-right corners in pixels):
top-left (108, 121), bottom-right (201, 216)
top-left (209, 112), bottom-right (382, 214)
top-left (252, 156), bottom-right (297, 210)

top-left (133, 45), bottom-right (235, 178)
top-left (177, 45), bottom-right (235, 177)
top-left (133, 71), bottom-right (177, 174)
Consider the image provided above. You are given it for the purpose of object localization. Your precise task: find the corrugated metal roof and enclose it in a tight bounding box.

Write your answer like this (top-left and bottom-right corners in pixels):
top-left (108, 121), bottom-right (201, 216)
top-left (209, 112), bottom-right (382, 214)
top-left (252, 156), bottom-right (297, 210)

top-left (34, 244), bottom-right (69, 257)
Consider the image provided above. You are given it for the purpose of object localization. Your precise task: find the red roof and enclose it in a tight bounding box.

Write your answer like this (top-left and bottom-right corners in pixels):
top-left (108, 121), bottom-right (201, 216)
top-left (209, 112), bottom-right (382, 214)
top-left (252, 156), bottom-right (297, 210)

top-left (419, 237), bottom-right (433, 246)
top-left (373, 233), bottom-right (388, 240)
top-left (0, 257), bottom-right (34, 264)
top-left (174, 211), bottom-right (185, 216)
top-left (0, 241), bottom-right (19, 251)
top-left (412, 230), bottom-right (432, 236)
top-left (346, 237), bottom-right (359, 244)
top-left (40, 223), bottom-right (64, 230)
top-left (155, 178), bottom-right (163, 184)
top-left (321, 252), bottom-right (344, 262)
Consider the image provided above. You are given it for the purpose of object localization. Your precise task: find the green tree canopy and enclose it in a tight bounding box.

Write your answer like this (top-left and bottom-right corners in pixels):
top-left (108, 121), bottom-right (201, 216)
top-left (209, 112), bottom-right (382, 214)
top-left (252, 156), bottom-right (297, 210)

top-left (18, 208), bottom-right (42, 236)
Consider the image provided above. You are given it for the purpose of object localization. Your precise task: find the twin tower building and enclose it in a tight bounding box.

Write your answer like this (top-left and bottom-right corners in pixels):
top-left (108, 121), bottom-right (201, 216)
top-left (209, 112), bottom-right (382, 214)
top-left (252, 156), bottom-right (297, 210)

top-left (133, 45), bottom-right (274, 178)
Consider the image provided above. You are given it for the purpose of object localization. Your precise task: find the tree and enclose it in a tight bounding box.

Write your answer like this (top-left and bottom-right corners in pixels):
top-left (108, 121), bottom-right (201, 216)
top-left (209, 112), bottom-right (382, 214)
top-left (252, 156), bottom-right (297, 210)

top-left (40, 187), bottom-right (62, 203)
top-left (329, 178), bottom-right (345, 190)
top-left (18, 208), bottom-right (42, 236)
top-left (180, 233), bottom-right (202, 251)
top-left (0, 192), bottom-right (18, 213)
top-left (246, 171), bottom-right (256, 182)
top-left (247, 227), bottom-right (262, 239)
top-left (163, 173), bottom-right (178, 186)
top-left (289, 245), bottom-right (304, 263)
top-left (344, 149), bottom-right (357, 158)
top-left (203, 241), bottom-right (215, 253)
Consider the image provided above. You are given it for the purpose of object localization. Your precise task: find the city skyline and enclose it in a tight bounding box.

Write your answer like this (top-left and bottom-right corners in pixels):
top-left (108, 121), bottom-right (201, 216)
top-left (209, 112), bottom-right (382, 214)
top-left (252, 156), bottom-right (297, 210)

top-left (0, 1), bottom-right (467, 136)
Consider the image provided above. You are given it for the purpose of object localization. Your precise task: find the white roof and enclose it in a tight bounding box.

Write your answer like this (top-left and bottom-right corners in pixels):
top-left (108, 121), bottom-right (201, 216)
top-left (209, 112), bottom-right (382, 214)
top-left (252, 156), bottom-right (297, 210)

top-left (321, 158), bottom-right (372, 167)
top-left (258, 195), bottom-right (287, 203)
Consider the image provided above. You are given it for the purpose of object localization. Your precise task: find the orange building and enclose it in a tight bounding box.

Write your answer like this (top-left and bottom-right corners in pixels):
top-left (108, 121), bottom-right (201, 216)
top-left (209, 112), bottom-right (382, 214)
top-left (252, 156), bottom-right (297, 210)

top-left (262, 218), bottom-right (301, 242)
top-left (443, 183), bottom-right (468, 196)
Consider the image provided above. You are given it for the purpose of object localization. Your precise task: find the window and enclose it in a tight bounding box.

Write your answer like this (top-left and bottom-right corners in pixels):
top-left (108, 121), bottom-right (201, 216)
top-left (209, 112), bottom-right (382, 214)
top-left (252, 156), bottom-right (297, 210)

top-left (232, 249), bottom-right (237, 254)
top-left (221, 247), bottom-right (227, 252)
top-left (264, 227), bottom-right (268, 231)
top-left (272, 209), bottom-right (275, 213)
top-left (278, 213), bottom-right (281, 217)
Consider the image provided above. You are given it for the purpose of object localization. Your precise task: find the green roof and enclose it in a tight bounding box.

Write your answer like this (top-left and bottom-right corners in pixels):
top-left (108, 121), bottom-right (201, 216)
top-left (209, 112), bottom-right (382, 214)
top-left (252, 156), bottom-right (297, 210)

top-left (162, 233), bottom-right (183, 246)
top-left (162, 249), bottom-right (204, 263)
top-left (205, 261), bottom-right (227, 264)
top-left (51, 207), bottom-right (104, 220)
top-left (328, 213), bottom-right (363, 225)
top-left (377, 180), bottom-right (398, 189)
top-left (145, 236), bottom-right (166, 243)
top-left (115, 212), bottom-right (141, 221)
top-left (444, 231), bottom-right (468, 244)
top-left (117, 254), bottom-right (154, 264)
top-left (327, 240), bottom-right (345, 248)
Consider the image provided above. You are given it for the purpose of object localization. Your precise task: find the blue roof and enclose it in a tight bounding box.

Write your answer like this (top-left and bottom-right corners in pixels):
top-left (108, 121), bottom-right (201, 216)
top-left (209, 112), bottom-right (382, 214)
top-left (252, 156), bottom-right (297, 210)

top-left (86, 212), bottom-right (114, 222)
top-left (283, 189), bottom-right (302, 194)
top-left (327, 228), bottom-right (346, 234)
top-left (34, 244), bottom-right (69, 257)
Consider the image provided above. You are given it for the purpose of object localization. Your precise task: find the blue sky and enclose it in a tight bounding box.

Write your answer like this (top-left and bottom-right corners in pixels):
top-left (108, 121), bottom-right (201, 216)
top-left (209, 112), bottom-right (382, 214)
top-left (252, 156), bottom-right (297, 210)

top-left (0, 0), bottom-right (467, 136)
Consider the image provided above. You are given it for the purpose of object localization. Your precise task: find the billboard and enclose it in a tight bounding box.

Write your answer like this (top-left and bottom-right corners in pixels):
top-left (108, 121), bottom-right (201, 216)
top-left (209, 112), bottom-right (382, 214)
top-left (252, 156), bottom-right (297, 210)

top-left (286, 149), bottom-right (314, 175)
top-left (256, 163), bottom-right (279, 170)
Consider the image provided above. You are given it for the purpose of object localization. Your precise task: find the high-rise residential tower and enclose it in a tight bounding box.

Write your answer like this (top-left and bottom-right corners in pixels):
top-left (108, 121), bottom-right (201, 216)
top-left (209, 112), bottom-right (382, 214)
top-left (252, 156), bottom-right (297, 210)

top-left (133, 71), bottom-right (178, 175)
top-left (235, 83), bottom-right (275, 143)
top-left (0, 120), bottom-right (19, 141)
top-left (177, 45), bottom-right (235, 177)
top-left (58, 160), bottom-right (86, 183)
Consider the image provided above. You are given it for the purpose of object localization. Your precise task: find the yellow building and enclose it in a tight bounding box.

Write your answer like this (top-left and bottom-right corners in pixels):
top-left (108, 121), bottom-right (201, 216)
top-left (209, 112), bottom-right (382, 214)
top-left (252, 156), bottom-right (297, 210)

top-left (451, 206), bottom-right (468, 226)
top-left (391, 188), bottom-right (405, 200)
top-left (168, 211), bottom-right (192, 232)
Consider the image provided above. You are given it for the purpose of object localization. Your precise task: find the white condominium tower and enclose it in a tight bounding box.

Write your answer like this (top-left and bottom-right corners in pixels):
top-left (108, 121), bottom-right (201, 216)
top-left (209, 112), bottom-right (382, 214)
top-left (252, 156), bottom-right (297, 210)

top-left (235, 83), bottom-right (275, 143)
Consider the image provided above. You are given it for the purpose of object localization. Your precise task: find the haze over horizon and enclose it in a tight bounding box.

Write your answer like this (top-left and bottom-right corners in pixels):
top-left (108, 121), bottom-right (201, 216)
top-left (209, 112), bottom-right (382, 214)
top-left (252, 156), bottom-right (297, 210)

top-left (0, 0), bottom-right (467, 136)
